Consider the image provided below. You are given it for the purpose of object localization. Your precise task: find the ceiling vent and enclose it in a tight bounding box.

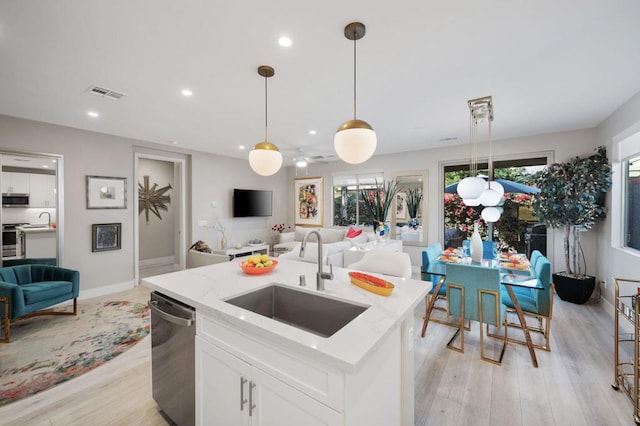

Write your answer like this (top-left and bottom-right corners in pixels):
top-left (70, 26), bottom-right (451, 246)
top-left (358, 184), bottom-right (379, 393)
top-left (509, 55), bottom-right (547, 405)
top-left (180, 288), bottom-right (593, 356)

top-left (86, 85), bottom-right (125, 100)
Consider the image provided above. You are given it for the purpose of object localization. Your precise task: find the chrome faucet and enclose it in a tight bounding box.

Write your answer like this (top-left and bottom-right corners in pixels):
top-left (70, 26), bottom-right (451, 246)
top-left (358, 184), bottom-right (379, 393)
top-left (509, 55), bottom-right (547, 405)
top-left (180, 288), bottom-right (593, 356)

top-left (39, 211), bottom-right (51, 227)
top-left (300, 230), bottom-right (333, 291)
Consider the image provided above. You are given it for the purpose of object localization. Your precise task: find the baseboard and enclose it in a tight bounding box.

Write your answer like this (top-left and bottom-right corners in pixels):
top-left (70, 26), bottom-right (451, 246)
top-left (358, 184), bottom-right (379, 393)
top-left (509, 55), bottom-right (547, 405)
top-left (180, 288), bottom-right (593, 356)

top-left (139, 256), bottom-right (175, 268)
top-left (79, 280), bottom-right (137, 300)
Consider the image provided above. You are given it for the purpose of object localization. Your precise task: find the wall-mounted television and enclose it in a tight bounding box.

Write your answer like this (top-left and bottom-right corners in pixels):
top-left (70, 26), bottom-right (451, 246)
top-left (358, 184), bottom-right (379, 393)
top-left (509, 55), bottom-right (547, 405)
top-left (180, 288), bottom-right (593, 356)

top-left (233, 189), bottom-right (273, 217)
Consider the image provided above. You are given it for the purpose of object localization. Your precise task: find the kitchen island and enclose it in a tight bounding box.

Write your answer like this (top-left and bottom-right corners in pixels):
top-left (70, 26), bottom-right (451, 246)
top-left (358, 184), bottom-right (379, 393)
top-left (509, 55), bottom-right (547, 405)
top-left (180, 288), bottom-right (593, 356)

top-left (142, 258), bottom-right (430, 426)
top-left (16, 225), bottom-right (56, 258)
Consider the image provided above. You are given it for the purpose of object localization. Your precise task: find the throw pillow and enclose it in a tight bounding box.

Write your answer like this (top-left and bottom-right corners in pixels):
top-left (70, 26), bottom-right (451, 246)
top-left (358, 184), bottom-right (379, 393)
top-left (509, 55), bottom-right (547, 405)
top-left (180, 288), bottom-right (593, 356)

top-left (346, 227), bottom-right (363, 238)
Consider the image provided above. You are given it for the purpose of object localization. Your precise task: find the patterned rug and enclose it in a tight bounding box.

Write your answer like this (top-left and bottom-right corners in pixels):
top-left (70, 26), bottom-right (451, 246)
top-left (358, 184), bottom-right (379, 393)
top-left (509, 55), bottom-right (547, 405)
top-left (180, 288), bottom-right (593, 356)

top-left (0, 301), bottom-right (150, 407)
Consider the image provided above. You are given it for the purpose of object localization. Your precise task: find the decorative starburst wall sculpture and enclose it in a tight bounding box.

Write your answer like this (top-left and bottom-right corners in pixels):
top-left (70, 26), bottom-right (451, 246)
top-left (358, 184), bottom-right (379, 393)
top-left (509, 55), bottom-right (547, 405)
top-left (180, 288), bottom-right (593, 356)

top-left (138, 175), bottom-right (172, 222)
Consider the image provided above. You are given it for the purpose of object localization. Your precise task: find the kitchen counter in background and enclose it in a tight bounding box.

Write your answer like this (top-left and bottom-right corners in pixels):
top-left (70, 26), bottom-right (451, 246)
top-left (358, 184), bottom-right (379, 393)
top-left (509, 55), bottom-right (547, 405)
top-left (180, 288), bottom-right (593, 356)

top-left (16, 225), bottom-right (56, 258)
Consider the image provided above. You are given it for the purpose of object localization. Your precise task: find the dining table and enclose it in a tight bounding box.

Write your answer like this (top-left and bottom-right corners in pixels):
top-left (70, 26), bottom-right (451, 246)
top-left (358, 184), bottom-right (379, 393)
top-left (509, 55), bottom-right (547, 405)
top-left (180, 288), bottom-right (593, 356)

top-left (420, 253), bottom-right (543, 368)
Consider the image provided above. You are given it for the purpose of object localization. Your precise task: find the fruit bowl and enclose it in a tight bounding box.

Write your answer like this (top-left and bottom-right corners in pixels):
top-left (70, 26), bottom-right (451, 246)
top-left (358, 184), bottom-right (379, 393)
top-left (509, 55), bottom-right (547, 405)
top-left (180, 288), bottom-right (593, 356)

top-left (348, 272), bottom-right (395, 297)
top-left (240, 259), bottom-right (278, 275)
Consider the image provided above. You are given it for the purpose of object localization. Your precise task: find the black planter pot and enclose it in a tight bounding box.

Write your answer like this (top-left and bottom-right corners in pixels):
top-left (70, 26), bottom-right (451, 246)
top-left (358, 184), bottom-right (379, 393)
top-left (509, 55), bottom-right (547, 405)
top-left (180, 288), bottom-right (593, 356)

top-left (553, 273), bottom-right (596, 304)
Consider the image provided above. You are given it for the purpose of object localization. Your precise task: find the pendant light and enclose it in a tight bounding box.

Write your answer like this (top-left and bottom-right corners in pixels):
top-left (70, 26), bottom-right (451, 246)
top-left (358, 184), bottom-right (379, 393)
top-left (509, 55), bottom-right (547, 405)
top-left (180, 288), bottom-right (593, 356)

top-left (334, 22), bottom-right (377, 164)
top-left (249, 65), bottom-right (283, 176)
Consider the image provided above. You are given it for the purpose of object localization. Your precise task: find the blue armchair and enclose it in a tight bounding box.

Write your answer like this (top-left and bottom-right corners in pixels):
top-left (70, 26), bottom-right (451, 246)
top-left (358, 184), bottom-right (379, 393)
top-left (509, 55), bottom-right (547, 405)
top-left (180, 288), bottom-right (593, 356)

top-left (0, 264), bottom-right (79, 342)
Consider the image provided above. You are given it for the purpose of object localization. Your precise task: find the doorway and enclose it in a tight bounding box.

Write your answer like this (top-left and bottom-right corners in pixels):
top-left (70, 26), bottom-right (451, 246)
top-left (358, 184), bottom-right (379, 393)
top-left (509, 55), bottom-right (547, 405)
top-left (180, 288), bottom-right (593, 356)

top-left (0, 152), bottom-right (63, 265)
top-left (134, 151), bottom-right (188, 283)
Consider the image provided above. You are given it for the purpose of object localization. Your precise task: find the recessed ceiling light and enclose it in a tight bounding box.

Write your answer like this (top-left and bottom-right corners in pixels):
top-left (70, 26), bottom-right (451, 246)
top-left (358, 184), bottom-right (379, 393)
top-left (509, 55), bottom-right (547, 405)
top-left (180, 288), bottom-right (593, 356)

top-left (181, 89), bottom-right (193, 97)
top-left (278, 36), bottom-right (292, 47)
top-left (171, 140), bottom-right (179, 145)
top-left (309, 130), bottom-right (317, 135)
top-left (42, 165), bottom-right (49, 168)
top-left (239, 145), bottom-right (246, 150)
top-left (87, 111), bottom-right (99, 118)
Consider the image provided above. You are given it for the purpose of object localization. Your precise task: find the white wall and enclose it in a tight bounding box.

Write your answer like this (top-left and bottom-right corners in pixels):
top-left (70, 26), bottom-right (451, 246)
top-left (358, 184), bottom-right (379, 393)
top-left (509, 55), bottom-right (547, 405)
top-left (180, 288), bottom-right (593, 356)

top-left (190, 153), bottom-right (289, 250)
top-left (138, 158), bottom-right (175, 261)
top-left (596, 91), bottom-right (640, 307)
top-left (0, 114), bottom-right (289, 294)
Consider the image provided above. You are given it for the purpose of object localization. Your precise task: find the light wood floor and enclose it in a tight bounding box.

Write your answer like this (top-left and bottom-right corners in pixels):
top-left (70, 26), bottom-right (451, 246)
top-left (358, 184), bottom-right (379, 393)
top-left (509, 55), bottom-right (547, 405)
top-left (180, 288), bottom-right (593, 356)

top-left (0, 285), bottom-right (635, 425)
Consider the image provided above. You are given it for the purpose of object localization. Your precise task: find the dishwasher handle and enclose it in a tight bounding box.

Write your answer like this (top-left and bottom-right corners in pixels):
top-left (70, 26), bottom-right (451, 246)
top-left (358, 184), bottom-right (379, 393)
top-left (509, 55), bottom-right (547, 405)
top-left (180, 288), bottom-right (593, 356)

top-left (149, 300), bottom-right (193, 327)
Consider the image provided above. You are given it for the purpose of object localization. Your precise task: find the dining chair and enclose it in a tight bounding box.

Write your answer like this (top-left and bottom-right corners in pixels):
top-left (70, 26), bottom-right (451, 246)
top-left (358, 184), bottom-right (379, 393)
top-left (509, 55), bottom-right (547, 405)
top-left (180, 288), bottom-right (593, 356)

top-left (529, 249), bottom-right (543, 270)
top-left (348, 250), bottom-right (412, 278)
top-left (495, 254), bottom-right (554, 351)
top-left (462, 240), bottom-right (497, 259)
top-left (421, 244), bottom-right (471, 333)
top-left (446, 263), bottom-right (507, 365)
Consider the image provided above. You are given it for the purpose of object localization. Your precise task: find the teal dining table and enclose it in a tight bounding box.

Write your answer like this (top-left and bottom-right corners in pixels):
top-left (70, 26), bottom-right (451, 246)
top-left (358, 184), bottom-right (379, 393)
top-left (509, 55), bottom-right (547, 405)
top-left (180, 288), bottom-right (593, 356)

top-left (420, 256), bottom-right (543, 367)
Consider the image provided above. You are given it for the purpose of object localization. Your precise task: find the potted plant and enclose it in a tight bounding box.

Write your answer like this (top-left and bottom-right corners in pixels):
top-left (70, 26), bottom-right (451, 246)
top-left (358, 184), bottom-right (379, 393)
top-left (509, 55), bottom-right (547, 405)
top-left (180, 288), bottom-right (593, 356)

top-left (360, 179), bottom-right (399, 237)
top-left (532, 146), bottom-right (612, 304)
top-left (405, 186), bottom-right (423, 221)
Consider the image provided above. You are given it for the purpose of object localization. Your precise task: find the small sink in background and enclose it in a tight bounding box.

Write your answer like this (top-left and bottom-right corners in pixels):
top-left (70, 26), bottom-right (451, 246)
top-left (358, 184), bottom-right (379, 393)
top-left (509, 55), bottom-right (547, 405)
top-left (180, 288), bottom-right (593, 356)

top-left (21, 224), bottom-right (49, 229)
top-left (224, 284), bottom-right (369, 338)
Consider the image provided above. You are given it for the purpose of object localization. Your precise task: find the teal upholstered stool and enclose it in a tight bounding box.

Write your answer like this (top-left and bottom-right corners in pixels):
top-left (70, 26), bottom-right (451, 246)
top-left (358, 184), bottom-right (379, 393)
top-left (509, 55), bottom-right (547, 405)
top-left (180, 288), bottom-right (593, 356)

top-left (0, 264), bottom-right (79, 342)
top-left (446, 263), bottom-right (507, 364)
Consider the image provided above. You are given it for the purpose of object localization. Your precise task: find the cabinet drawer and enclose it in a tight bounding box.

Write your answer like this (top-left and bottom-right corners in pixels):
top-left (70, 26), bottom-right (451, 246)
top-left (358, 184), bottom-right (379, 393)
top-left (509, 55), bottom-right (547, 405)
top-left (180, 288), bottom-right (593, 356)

top-left (198, 314), bottom-right (344, 411)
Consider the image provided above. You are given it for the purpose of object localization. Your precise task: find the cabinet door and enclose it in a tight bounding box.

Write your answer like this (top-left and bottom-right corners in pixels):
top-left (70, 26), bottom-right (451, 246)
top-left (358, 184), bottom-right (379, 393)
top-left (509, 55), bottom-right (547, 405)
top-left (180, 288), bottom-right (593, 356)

top-left (196, 337), bottom-right (251, 426)
top-left (252, 367), bottom-right (343, 426)
top-left (29, 174), bottom-right (56, 207)
top-left (2, 172), bottom-right (30, 193)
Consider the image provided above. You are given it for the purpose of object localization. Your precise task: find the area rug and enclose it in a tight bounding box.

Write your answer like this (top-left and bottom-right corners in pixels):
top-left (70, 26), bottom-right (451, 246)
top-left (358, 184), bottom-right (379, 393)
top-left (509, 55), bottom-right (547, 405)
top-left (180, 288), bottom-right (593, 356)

top-left (0, 301), bottom-right (150, 407)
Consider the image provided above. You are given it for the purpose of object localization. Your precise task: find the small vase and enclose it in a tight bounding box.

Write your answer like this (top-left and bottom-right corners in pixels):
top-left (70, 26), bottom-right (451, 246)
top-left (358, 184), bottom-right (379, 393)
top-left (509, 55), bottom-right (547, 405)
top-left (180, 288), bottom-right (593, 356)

top-left (220, 234), bottom-right (227, 250)
top-left (470, 223), bottom-right (482, 263)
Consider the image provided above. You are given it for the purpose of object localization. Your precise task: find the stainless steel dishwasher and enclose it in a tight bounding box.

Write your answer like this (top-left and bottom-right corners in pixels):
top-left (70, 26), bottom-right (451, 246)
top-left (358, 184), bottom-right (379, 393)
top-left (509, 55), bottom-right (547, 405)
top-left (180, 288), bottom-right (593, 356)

top-left (149, 291), bottom-right (196, 426)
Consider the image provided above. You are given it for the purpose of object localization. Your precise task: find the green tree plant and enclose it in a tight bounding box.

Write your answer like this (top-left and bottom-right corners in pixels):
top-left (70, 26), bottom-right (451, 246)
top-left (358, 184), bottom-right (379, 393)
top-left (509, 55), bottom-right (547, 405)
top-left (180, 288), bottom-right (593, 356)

top-left (532, 146), bottom-right (612, 277)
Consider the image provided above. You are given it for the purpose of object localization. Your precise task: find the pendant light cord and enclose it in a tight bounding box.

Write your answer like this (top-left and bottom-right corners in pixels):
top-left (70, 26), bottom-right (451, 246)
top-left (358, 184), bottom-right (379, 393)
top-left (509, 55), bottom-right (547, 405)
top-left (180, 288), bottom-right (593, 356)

top-left (353, 27), bottom-right (357, 120)
top-left (264, 74), bottom-right (268, 141)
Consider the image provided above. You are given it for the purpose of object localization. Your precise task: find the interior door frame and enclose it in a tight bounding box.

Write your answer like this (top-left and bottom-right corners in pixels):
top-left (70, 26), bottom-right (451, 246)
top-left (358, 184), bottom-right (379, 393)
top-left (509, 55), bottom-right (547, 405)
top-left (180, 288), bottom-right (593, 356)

top-left (134, 150), bottom-right (188, 284)
top-left (0, 150), bottom-right (64, 265)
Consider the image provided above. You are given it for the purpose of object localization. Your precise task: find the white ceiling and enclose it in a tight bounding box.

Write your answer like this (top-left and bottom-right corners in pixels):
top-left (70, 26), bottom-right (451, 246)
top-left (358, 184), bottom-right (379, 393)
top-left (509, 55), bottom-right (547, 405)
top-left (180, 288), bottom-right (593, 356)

top-left (1, 1), bottom-right (639, 164)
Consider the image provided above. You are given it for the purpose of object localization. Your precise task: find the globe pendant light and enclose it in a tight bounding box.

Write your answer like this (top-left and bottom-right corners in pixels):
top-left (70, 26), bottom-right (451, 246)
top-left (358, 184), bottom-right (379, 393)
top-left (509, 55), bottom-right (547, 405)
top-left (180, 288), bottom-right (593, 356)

top-left (481, 206), bottom-right (501, 223)
top-left (249, 65), bottom-right (283, 176)
top-left (334, 22), bottom-right (377, 164)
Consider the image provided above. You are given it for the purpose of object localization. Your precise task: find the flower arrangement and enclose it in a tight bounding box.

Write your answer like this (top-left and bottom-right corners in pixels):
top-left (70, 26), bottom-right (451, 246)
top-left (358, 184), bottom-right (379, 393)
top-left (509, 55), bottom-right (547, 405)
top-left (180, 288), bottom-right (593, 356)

top-left (271, 223), bottom-right (291, 233)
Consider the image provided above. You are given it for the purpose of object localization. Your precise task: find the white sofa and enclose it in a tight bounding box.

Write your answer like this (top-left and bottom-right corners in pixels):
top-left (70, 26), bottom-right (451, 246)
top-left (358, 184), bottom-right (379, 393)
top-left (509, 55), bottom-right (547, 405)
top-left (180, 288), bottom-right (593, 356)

top-left (275, 226), bottom-right (377, 267)
top-left (187, 249), bottom-right (229, 268)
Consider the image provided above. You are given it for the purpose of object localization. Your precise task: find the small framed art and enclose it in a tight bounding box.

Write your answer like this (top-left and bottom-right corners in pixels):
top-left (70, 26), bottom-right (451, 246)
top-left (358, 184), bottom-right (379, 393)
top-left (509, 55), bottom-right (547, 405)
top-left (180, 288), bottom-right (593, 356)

top-left (92, 223), bottom-right (122, 252)
top-left (86, 176), bottom-right (127, 209)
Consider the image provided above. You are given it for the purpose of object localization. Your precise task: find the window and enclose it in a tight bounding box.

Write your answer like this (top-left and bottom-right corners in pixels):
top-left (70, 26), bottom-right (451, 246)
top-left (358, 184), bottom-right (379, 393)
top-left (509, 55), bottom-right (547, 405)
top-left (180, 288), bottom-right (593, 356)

top-left (625, 155), bottom-right (640, 250)
top-left (332, 172), bottom-right (384, 227)
top-left (443, 157), bottom-right (547, 253)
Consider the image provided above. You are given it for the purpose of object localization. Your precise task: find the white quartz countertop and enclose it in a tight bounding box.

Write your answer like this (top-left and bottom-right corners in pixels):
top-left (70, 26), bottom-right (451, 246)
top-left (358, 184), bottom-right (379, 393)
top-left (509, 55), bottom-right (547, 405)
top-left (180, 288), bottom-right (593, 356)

top-left (142, 258), bottom-right (430, 372)
top-left (16, 225), bottom-right (56, 233)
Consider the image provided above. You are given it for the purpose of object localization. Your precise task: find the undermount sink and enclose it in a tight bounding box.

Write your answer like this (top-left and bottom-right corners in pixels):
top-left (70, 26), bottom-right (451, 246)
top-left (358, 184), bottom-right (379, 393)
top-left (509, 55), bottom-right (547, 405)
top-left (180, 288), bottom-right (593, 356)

top-left (21, 224), bottom-right (49, 228)
top-left (224, 284), bottom-right (369, 338)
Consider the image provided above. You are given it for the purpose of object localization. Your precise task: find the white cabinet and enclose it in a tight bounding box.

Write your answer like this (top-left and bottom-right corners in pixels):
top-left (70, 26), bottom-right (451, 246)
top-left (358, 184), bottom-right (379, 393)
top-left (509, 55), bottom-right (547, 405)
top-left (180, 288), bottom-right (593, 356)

top-left (2, 172), bottom-right (30, 194)
top-left (29, 174), bottom-right (56, 207)
top-left (196, 336), bottom-right (342, 426)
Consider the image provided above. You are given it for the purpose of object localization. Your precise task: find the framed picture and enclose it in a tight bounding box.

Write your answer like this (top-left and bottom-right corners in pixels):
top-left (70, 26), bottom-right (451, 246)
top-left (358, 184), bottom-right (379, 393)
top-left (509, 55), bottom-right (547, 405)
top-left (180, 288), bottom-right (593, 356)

top-left (92, 223), bottom-right (122, 252)
top-left (396, 192), bottom-right (408, 220)
top-left (86, 176), bottom-right (127, 209)
top-left (294, 176), bottom-right (323, 226)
